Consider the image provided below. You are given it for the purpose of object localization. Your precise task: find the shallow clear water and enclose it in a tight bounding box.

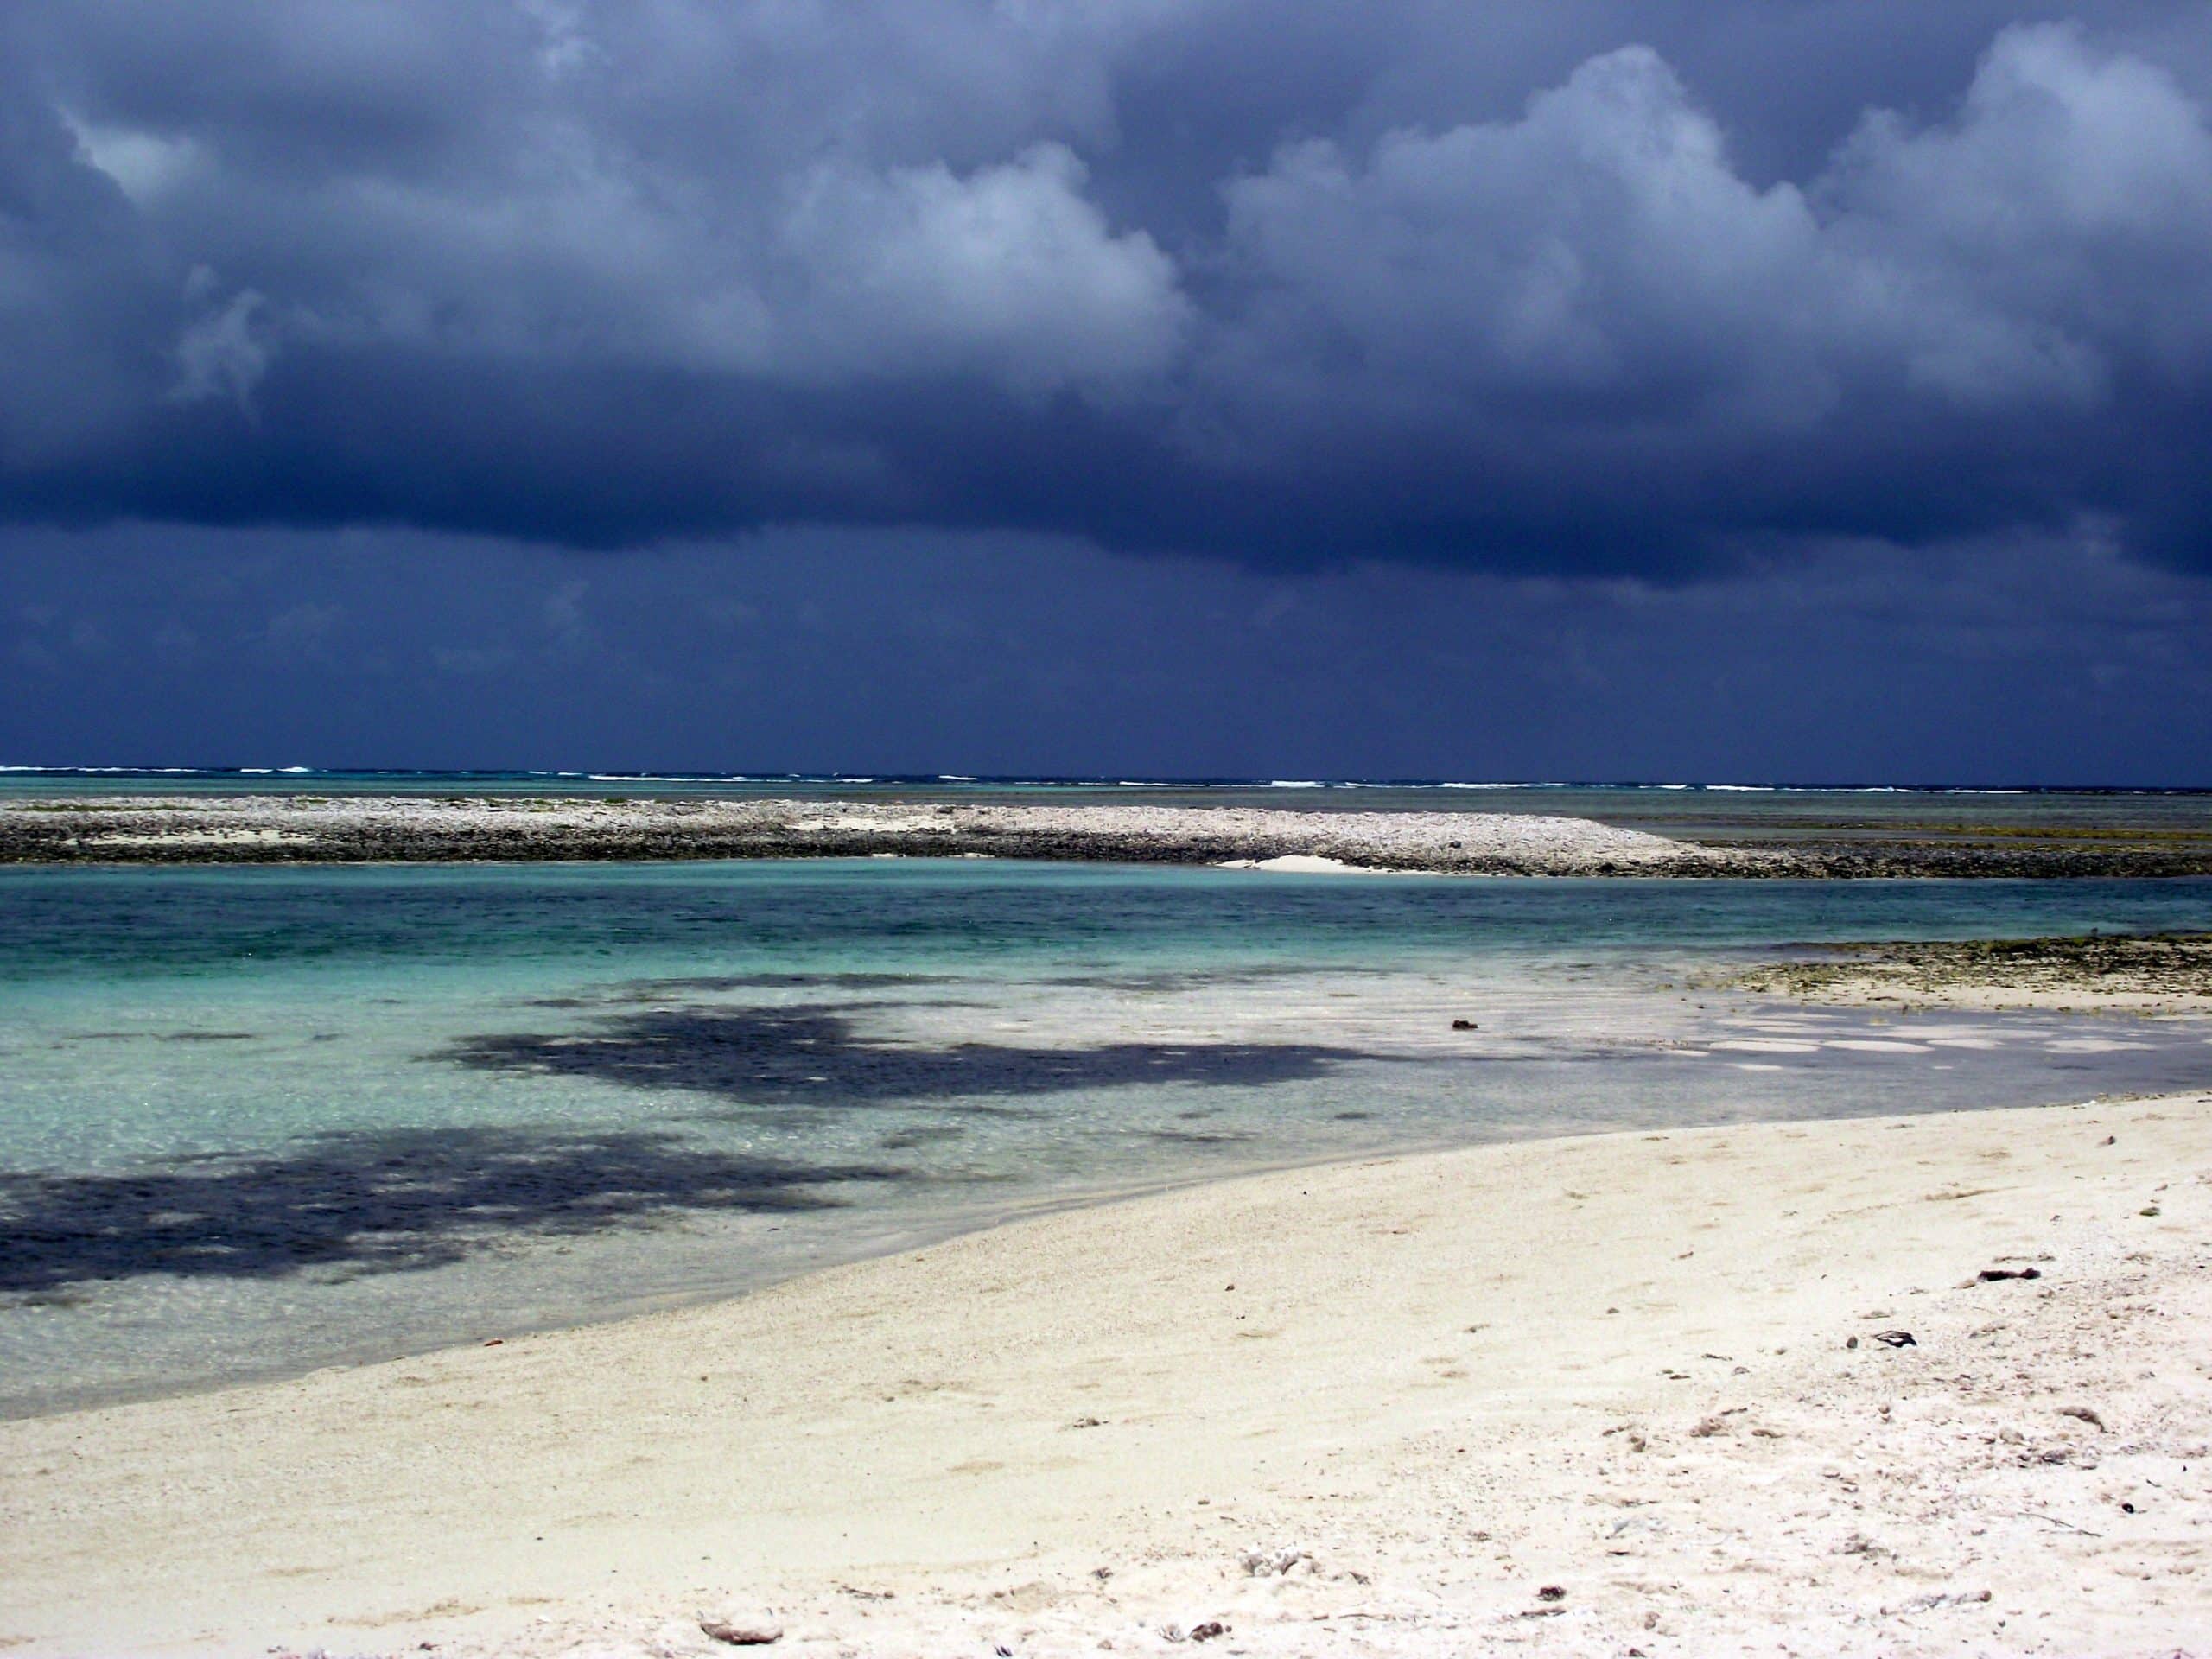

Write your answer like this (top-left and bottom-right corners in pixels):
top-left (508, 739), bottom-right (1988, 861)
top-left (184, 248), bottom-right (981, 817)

top-left (3, 861), bottom-right (2209, 1417)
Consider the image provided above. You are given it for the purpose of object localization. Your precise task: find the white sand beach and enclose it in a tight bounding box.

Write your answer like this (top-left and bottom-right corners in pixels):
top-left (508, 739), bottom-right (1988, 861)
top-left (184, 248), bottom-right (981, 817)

top-left (4, 1090), bottom-right (2207, 1657)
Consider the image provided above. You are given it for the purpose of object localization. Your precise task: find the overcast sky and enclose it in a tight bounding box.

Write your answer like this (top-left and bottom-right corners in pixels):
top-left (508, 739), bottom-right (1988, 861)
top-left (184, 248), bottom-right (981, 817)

top-left (5, 2), bottom-right (2210, 780)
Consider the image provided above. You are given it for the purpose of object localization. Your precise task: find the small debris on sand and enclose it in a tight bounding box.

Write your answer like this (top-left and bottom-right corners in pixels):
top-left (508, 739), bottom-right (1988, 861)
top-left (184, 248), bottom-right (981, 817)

top-left (698, 1608), bottom-right (782, 1646)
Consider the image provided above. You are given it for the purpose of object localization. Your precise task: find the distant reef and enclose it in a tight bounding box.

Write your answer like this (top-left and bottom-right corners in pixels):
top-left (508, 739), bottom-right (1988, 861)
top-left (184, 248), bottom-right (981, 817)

top-left (4, 795), bottom-right (2211, 877)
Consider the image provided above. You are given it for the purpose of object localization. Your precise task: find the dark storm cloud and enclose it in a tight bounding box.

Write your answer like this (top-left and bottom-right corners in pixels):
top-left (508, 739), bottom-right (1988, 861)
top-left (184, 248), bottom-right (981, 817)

top-left (11, 520), bottom-right (2210, 783)
top-left (4, 2), bottom-right (2212, 574)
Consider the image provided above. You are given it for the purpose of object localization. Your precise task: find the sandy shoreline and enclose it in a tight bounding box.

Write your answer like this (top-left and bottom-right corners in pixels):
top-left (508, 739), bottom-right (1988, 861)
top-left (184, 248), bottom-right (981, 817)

top-left (4, 1092), bottom-right (2208, 1657)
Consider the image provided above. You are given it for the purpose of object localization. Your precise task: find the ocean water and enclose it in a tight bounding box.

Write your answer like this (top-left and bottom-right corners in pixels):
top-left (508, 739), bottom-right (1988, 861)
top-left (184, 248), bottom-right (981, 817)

top-left (3, 860), bottom-right (2209, 1417)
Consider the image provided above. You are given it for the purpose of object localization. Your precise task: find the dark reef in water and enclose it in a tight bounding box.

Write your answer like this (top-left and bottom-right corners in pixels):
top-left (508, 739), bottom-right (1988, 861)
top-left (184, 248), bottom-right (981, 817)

top-left (0, 1126), bottom-right (905, 1295)
top-left (440, 1002), bottom-right (1370, 1106)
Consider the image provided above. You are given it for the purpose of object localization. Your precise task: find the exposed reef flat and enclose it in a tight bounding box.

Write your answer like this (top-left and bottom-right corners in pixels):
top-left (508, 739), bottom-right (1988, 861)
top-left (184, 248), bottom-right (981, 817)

top-left (1717, 931), bottom-right (2212, 1011)
top-left (6, 793), bottom-right (2210, 874)
top-left (1728, 831), bottom-right (2212, 880)
top-left (0, 795), bottom-right (1766, 874)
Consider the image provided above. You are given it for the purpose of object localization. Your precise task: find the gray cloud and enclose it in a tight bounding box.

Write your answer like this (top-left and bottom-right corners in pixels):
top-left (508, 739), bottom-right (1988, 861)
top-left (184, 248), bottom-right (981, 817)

top-left (8, 518), bottom-right (2209, 782)
top-left (3, 3), bottom-right (2211, 575)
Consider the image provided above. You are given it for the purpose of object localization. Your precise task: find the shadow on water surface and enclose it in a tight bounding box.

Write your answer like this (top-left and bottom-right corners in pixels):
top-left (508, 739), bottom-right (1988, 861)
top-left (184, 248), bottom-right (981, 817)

top-left (439, 1002), bottom-right (1370, 1105)
top-left (0, 1127), bottom-right (903, 1295)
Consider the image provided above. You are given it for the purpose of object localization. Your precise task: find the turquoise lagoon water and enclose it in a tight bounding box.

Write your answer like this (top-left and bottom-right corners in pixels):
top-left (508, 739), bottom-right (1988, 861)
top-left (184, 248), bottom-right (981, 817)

top-left (3, 860), bottom-right (2210, 1416)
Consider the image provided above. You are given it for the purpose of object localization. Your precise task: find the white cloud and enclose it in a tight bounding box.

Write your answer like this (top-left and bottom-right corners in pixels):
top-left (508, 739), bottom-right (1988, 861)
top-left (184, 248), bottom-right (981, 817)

top-left (1219, 47), bottom-right (1821, 414)
top-left (772, 143), bottom-right (1192, 395)
top-left (62, 114), bottom-right (202, 204)
top-left (1213, 25), bottom-right (2212, 429)
top-left (256, 136), bottom-right (1186, 402)
top-left (1827, 22), bottom-right (2212, 397)
top-left (170, 287), bottom-right (272, 415)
